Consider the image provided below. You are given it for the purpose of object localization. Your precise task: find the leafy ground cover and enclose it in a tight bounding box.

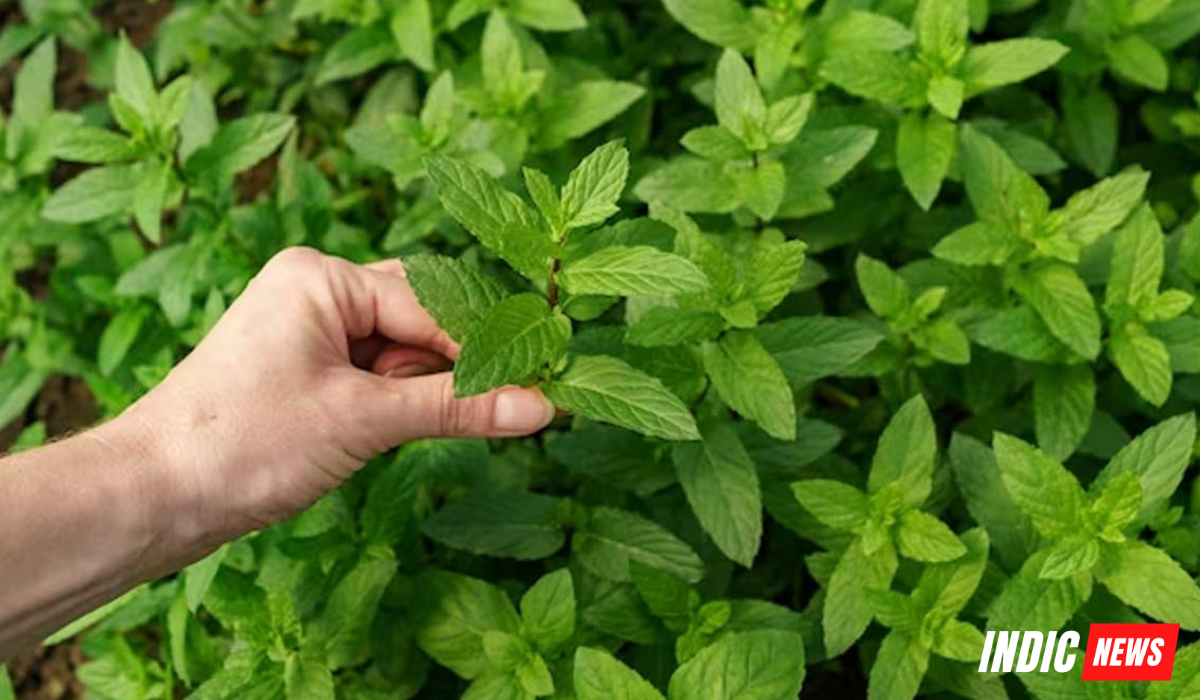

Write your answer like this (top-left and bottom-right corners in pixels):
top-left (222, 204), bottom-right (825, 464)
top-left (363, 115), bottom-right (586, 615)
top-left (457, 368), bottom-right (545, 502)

top-left (4, 0), bottom-right (1200, 698)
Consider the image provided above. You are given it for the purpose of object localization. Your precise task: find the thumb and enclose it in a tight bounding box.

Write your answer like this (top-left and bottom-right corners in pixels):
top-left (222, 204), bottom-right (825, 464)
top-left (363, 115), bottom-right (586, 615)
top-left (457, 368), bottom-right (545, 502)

top-left (361, 371), bottom-right (556, 443)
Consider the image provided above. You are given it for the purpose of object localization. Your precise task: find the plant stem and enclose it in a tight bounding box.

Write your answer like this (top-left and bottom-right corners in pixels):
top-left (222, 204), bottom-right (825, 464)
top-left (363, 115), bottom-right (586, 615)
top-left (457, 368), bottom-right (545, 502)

top-left (547, 258), bottom-right (562, 307)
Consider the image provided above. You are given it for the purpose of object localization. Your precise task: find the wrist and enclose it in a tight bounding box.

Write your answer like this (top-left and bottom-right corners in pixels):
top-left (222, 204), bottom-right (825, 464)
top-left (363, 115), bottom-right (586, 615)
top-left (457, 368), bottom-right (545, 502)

top-left (87, 409), bottom-right (222, 573)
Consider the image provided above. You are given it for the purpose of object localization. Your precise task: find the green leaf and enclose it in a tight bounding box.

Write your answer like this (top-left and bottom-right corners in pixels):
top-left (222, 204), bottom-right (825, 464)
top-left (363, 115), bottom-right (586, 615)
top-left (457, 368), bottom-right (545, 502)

top-left (115, 35), bottom-right (157, 120)
top-left (926, 74), bottom-right (964, 120)
top-left (671, 420), bottom-right (763, 566)
top-left (97, 308), bottom-right (146, 376)
top-left (561, 140), bottom-right (629, 229)
top-left (1107, 34), bottom-right (1169, 91)
top-left (1109, 322), bottom-right (1172, 406)
top-left (962, 39), bottom-right (1068, 93)
top-left (521, 569), bottom-right (575, 653)
top-left (992, 433), bottom-right (1085, 539)
top-left (538, 80), bottom-right (645, 147)
top-left (959, 124), bottom-right (1049, 228)
top-left (896, 510), bottom-right (967, 563)
top-left (1033, 363), bottom-right (1095, 461)
top-left (1149, 643), bottom-right (1200, 700)
top-left (391, 0), bottom-right (435, 71)
top-left (823, 12), bottom-right (915, 55)
top-left (574, 647), bottom-right (665, 700)
top-left (415, 570), bottom-right (522, 679)
top-left (791, 479), bottom-right (871, 532)
top-left (869, 395), bottom-right (937, 506)
top-left (703, 332), bottom-right (796, 441)
top-left (311, 550), bottom-right (398, 669)
top-left (913, 528), bottom-right (990, 621)
top-left (856, 255), bottom-right (910, 320)
top-left (524, 167), bottom-right (563, 232)
top-left (867, 631), bottom-right (929, 700)
top-left (681, 125), bottom-right (751, 161)
top-left (765, 93), bottom-right (813, 146)
top-left (932, 621), bottom-right (986, 663)
top-left (1092, 413), bottom-right (1195, 523)
top-left (52, 127), bottom-right (141, 164)
top-left (968, 306), bottom-right (1073, 363)
top-left (932, 220), bottom-right (1017, 266)
top-left (1058, 167), bottom-right (1149, 247)
top-left (914, 0), bottom-right (969, 67)
top-left (43, 164), bottom-right (141, 223)
top-left (1014, 263), bottom-right (1101, 360)
top-left (897, 111), bottom-right (957, 210)
top-left (824, 539), bottom-right (898, 657)
top-left (634, 157), bottom-right (742, 213)
top-left (133, 160), bottom-right (169, 244)
top-left (509, 0), bottom-right (587, 31)
top-left (821, 52), bottom-right (926, 105)
top-left (7, 38), bottom-right (55, 163)
top-left (184, 545), bottom-right (227, 613)
top-left (1097, 541), bottom-right (1200, 629)
top-left (285, 655), bottom-right (335, 700)
top-left (422, 491), bottom-right (567, 559)
top-left (714, 49), bottom-right (766, 148)
top-left (1089, 472), bottom-right (1142, 535)
top-left (454, 293), bottom-right (571, 397)
top-left (403, 253), bottom-right (509, 343)
top-left (1106, 204), bottom-right (1163, 313)
top-left (560, 246), bottom-right (710, 297)
top-left (667, 630), bottom-right (806, 700)
top-left (547, 354), bottom-right (700, 440)
top-left (425, 156), bottom-right (552, 281)
top-left (661, 0), bottom-right (761, 51)
top-left (754, 317), bottom-right (884, 385)
top-left (574, 506), bottom-right (705, 583)
top-left (736, 158), bottom-right (786, 220)
top-left (987, 550), bottom-right (1092, 631)
top-left (1062, 87), bottom-right (1118, 177)
top-left (1039, 537), bottom-right (1100, 579)
top-left (626, 307), bottom-right (725, 347)
top-left (185, 113), bottom-right (295, 181)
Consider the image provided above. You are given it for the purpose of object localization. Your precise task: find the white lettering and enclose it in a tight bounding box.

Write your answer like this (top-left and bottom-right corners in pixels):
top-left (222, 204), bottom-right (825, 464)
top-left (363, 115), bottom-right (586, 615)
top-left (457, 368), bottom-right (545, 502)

top-left (1016, 632), bottom-right (1043, 672)
top-left (1040, 631), bottom-right (1058, 672)
top-left (1149, 638), bottom-right (1164, 667)
top-left (1127, 638), bottom-right (1150, 666)
top-left (1055, 631), bottom-right (1080, 672)
top-left (1093, 638), bottom-right (1111, 666)
top-left (979, 631), bottom-right (995, 673)
top-left (991, 631), bottom-right (1021, 673)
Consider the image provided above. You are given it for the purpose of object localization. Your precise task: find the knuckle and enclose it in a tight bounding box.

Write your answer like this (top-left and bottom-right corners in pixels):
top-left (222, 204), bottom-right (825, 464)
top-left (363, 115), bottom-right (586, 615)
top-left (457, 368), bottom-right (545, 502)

top-left (266, 246), bottom-right (325, 280)
top-left (439, 384), bottom-right (489, 436)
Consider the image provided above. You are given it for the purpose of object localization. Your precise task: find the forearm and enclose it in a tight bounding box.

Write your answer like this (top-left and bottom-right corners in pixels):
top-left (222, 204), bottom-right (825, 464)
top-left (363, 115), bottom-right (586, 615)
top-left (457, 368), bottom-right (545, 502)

top-left (0, 416), bottom-right (207, 659)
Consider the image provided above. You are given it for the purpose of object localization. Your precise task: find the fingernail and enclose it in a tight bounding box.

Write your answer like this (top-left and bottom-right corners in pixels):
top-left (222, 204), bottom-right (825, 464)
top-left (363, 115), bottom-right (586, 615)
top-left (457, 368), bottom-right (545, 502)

top-left (494, 389), bottom-right (555, 433)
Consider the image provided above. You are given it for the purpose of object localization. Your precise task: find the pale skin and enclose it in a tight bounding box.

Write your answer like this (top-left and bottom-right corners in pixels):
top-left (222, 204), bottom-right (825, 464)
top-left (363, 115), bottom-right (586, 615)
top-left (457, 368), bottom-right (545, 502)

top-left (0, 247), bottom-right (556, 660)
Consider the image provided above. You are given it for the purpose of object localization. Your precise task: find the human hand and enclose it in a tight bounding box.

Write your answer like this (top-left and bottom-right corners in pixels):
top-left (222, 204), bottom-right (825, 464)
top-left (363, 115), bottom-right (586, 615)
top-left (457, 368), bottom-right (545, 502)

top-left (111, 247), bottom-right (555, 551)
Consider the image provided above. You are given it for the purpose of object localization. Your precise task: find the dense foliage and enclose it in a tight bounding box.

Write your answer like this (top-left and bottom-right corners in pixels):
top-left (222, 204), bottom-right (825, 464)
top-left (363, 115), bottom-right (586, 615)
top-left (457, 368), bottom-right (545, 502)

top-left (5, 0), bottom-right (1200, 698)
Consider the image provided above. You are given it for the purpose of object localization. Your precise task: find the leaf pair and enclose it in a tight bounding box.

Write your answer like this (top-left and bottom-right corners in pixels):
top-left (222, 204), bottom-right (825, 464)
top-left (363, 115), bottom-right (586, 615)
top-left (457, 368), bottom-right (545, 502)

top-left (573, 629), bottom-right (806, 700)
top-left (822, 0), bottom-right (1067, 208)
top-left (865, 529), bottom-right (990, 700)
top-left (988, 415), bottom-right (1200, 631)
top-left (415, 568), bottom-right (574, 698)
top-left (855, 255), bottom-right (970, 367)
top-left (794, 396), bottom-right (966, 656)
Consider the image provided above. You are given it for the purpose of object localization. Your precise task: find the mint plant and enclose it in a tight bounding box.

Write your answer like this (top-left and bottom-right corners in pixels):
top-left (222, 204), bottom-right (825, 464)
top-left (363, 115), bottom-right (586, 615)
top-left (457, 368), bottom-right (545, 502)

top-left (5, 1), bottom-right (1200, 700)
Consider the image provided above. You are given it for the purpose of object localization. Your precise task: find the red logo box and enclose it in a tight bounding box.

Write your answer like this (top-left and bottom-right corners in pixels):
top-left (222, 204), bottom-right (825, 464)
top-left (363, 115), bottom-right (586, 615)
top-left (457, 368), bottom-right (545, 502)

top-left (1082, 623), bottom-right (1179, 681)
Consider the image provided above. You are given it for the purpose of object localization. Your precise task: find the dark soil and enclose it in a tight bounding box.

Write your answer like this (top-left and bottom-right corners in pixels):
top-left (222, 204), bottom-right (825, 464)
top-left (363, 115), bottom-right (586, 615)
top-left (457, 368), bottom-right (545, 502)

top-left (6, 646), bottom-right (86, 700)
